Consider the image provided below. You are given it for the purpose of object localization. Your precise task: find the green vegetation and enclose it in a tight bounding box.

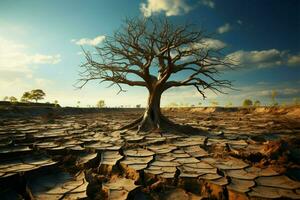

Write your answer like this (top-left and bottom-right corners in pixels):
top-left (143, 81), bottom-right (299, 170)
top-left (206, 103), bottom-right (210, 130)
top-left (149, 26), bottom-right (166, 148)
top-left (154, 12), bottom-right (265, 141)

top-left (21, 92), bottom-right (32, 102)
top-left (210, 100), bottom-right (219, 107)
top-left (9, 96), bottom-right (18, 103)
top-left (20, 89), bottom-right (46, 103)
top-left (226, 101), bottom-right (233, 107)
top-left (243, 99), bottom-right (253, 107)
top-left (54, 100), bottom-right (59, 107)
top-left (96, 100), bottom-right (105, 108)
top-left (30, 89), bottom-right (46, 102)
top-left (254, 100), bottom-right (261, 107)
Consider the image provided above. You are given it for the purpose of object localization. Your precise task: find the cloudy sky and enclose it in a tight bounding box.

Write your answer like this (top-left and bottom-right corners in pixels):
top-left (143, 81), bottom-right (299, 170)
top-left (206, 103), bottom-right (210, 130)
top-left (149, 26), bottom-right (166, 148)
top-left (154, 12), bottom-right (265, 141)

top-left (0, 0), bottom-right (299, 107)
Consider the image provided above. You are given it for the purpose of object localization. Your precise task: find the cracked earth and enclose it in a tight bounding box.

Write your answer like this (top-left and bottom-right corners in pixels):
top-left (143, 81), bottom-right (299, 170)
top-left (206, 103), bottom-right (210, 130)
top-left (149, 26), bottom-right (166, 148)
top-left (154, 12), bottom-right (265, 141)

top-left (0, 107), bottom-right (300, 199)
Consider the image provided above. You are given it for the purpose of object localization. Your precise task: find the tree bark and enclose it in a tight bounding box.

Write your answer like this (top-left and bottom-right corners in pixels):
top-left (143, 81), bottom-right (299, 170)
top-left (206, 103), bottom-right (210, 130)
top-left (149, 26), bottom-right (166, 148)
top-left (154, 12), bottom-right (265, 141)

top-left (119, 87), bottom-right (204, 135)
top-left (138, 88), bottom-right (164, 132)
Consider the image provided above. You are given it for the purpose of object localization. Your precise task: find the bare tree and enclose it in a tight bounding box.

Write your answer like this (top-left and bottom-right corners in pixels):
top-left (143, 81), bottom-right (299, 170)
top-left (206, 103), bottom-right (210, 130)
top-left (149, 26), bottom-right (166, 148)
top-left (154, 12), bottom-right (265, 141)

top-left (78, 17), bottom-right (233, 132)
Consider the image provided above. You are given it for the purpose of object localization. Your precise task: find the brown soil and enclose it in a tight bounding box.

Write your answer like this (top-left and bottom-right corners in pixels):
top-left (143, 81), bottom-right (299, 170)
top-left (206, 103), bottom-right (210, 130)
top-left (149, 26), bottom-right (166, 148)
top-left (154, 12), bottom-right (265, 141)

top-left (0, 107), bottom-right (299, 199)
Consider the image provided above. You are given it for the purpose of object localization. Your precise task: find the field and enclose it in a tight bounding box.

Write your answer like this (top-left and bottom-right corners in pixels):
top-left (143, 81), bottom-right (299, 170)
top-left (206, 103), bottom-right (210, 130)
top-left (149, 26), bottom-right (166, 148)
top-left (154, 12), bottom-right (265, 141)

top-left (0, 106), bottom-right (300, 199)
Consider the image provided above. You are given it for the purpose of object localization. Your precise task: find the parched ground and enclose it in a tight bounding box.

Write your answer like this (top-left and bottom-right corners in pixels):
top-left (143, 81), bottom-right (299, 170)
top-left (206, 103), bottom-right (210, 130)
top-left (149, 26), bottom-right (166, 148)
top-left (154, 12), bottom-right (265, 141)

top-left (0, 107), bottom-right (300, 200)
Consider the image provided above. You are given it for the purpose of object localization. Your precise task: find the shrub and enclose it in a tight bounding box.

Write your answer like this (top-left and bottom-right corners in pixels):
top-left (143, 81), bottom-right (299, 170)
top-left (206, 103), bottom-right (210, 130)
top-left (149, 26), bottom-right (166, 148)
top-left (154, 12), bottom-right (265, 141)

top-left (243, 99), bottom-right (253, 107)
top-left (97, 100), bottom-right (105, 108)
top-left (54, 100), bottom-right (60, 108)
top-left (226, 102), bottom-right (233, 107)
top-left (254, 100), bottom-right (261, 107)
top-left (210, 100), bottom-right (219, 107)
top-left (166, 102), bottom-right (179, 107)
top-left (9, 96), bottom-right (18, 103)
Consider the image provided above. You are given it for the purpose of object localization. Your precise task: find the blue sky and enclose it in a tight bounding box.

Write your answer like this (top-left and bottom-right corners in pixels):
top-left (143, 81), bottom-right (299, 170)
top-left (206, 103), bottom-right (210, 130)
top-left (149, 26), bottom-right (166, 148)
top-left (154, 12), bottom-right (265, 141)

top-left (0, 0), bottom-right (299, 107)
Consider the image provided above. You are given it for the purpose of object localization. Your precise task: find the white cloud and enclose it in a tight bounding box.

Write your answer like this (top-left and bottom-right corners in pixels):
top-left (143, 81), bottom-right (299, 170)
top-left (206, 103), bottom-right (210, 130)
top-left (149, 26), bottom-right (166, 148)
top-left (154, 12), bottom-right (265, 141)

top-left (217, 23), bottom-right (231, 34)
top-left (0, 37), bottom-right (61, 74)
top-left (0, 76), bottom-right (55, 100)
top-left (0, 38), bottom-right (27, 73)
top-left (30, 54), bottom-right (61, 64)
top-left (287, 53), bottom-right (300, 66)
top-left (227, 49), bottom-right (300, 68)
top-left (0, 78), bottom-right (28, 99)
top-left (72, 35), bottom-right (105, 46)
top-left (140, 0), bottom-right (192, 17)
top-left (187, 38), bottom-right (226, 51)
top-left (162, 86), bottom-right (209, 106)
top-left (201, 38), bottom-right (226, 50)
top-left (280, 88), bottom-right (300, 95)
top-left (0, 36), bottom-right (61, 101)
top-left (34, 78), bottom-right (54, 87)
top-left (227, 49), bottom-right (284, 68)
top-left (248, 88), bottom-right (300, 98)
top-left (200, 0), bottom-right (215, 8)
top-left (170, 38), bottom-right (226, 61)
top-left (219, 82), bottom-right (300, 106)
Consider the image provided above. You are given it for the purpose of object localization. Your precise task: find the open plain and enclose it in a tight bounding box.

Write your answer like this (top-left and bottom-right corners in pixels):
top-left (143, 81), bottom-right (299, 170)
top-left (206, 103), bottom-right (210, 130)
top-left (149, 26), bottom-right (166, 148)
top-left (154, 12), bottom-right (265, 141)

top-left (0, 106), bottom-right (300, 199)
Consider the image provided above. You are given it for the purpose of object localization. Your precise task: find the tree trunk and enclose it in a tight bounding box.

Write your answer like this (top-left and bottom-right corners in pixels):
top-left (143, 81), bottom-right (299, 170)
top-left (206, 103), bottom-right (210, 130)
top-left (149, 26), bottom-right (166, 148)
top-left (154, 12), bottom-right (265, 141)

top-left (119, 87), bottom-right (175, 132)
top-left (138, 89), bottom-right (163, 132)
top-left (119, 87), bottom-right (204, 135)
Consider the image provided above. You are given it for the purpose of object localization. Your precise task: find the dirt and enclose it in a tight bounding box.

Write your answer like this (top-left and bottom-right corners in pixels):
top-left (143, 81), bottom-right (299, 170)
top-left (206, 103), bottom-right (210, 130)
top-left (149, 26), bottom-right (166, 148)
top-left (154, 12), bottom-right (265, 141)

top-left (0, 107), bottom-right (299, 200)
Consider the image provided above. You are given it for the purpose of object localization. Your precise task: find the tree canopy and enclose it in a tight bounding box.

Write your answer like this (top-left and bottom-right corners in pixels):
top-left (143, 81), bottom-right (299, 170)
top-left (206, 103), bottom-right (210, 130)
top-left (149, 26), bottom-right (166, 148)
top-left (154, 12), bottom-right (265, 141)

top-left (78, 17), bottom-right (234, 132)
top-left (78, 17), bottom-right (233, 96)
top-left (31, 89), bottom-right (46, 102)
top-left (21, 92), bottom-right (32, 102)
top-left (97, 100), bottom-right (105, 108)
top-left (243, 99), bottom-right (253, 107)
top-left (9, 96), bottom-right (17, 103)
top-left (21, 89), bottom-right (46, 103)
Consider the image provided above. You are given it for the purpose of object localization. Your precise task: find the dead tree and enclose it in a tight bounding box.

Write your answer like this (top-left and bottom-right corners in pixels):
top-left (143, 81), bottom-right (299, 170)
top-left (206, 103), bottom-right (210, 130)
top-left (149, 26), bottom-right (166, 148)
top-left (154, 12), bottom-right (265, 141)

top-left (78, 17), bottom-right (233, 132)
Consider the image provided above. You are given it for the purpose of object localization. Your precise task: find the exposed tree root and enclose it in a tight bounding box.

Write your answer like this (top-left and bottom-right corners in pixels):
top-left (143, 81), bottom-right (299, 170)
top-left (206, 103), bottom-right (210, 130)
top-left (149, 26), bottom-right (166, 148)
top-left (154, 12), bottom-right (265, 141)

top-left (119, 115), bottom-right (143, 130)
top-left (119, 114), bottom-right (208, 136)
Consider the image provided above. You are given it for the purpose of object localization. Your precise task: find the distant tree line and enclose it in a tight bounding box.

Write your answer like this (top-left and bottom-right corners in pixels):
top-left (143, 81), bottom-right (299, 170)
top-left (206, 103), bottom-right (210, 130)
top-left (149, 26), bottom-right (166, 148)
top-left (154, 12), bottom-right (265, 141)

top-left (21, 89), bottom-right (46, 102)
top-left (242, 99), bottom-right (261, 107)
top-left (2, 89), bottom-right (46, 103)
top-left (2, 89), bottom-right (298, 108)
